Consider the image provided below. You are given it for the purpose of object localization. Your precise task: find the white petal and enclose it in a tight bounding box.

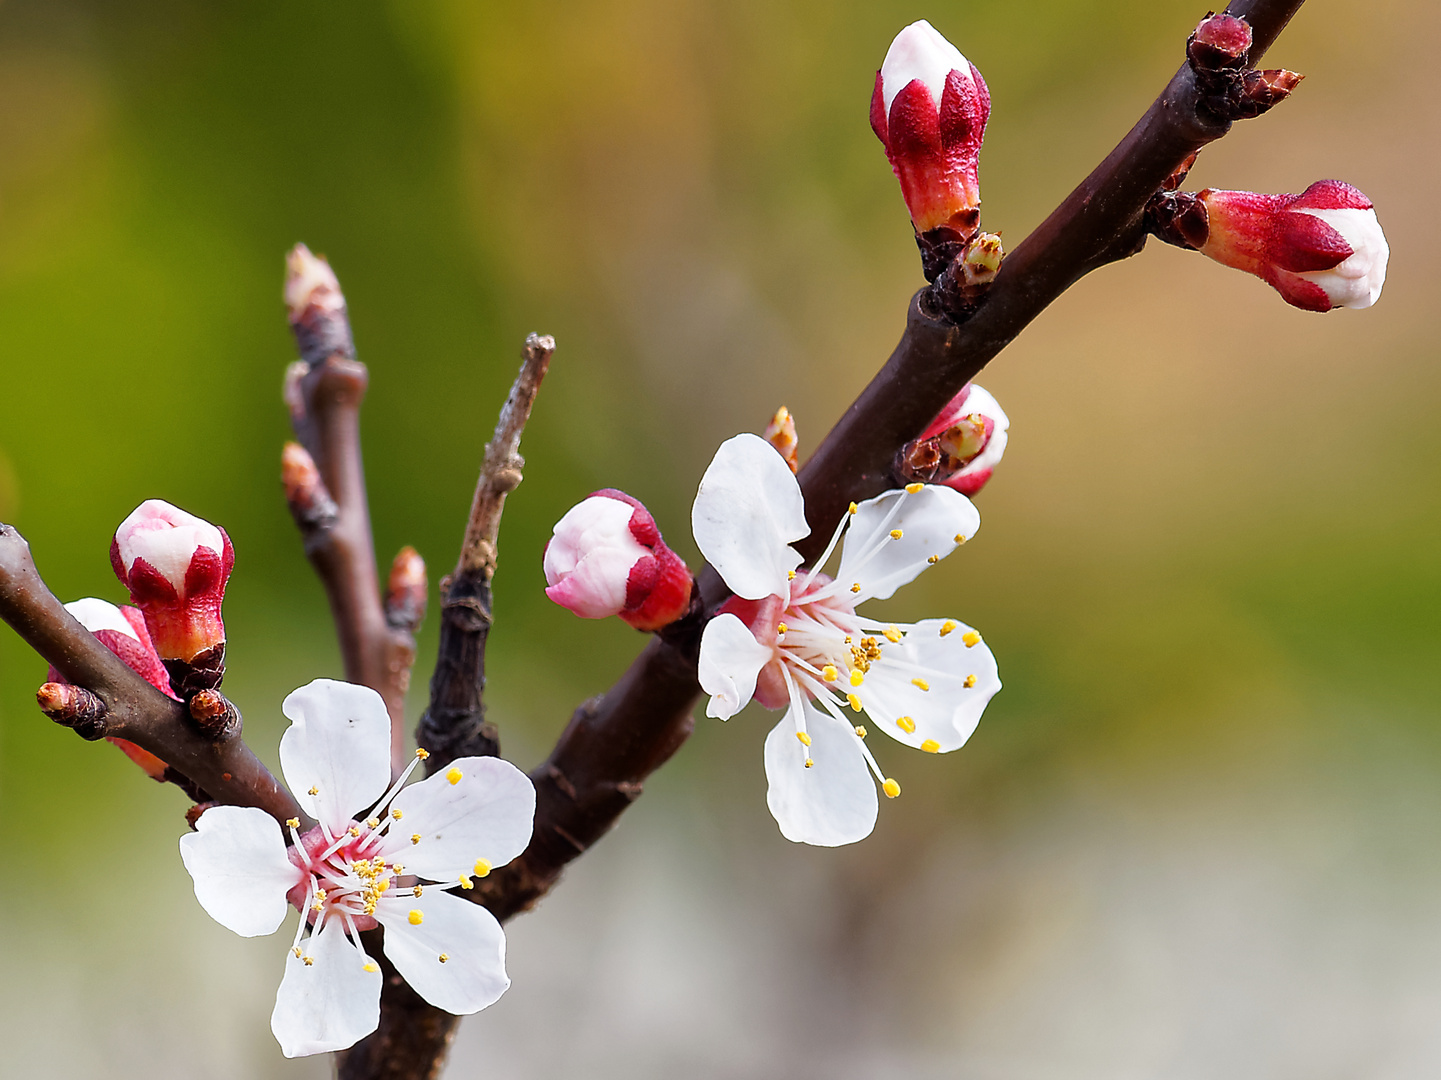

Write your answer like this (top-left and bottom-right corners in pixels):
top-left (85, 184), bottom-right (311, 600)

top-left (383, 757), bottom-right (535, 882)
top-left (115, 499), bottom-right (225, 585)
top-left (1295, 206), bottom-right (1390, 309)
top-left (271, 916), bottom-right (381, 1058)
top-left (860, 618), bottom-right (1000, 753)
top-left (697, 613), bottom-right (772, 720)
top-left (764, 702), bottom-right (878, 847)
top-left (838, 486), bottom-right (980, 602)
top-left (952, 384), bottom-right (1010, 481)
top-left (280, 679), bottom-right (393, 833)
top-left (64, 598), bottom-right (139, 640)
top-left (880, 19), bottom-right (972, 113)
top-left (692, 433), bottom-right (808, 601)
top-left (179, 805), bottom-right (303, 937)
top-left (376, 890), bottom-right (509, 1016)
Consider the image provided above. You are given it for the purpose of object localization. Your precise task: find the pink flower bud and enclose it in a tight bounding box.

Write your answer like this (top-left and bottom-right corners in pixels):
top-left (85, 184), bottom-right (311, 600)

top-left (110, 499), bottom-right (234, 665)
top-left (899, 383), bottom-right (1010, 495)
top-left (1198, 181), bottom-right (1389, 311)
top-left (870, 20), bottom-right (990, 239)
top-left (52, 598), bottom-right (174, 780)
top-left (543, 490), bottom-right (693, 631)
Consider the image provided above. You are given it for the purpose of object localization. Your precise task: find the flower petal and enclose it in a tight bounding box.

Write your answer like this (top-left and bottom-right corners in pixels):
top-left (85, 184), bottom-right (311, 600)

top-left (839, 485), bottom-right (979, 602)
top-left (698, 613), bottom-right (773, 720)
top-left (860, 617), bottom-right (1000, 752)
top-left (271, 916), bottom-right (381, 1058)
top-left (179, 805), bottom-right (303, 937)
top-left (763, 701), bottom-right (878, 847)
top-left (376, 889), bottom-right (509, 1015)
top-left (383, 757), bottom-right (535, 882)
top-left (280, 679), bottom-right (393, 832)
top-left (692, 433), bottom-right (808, 600)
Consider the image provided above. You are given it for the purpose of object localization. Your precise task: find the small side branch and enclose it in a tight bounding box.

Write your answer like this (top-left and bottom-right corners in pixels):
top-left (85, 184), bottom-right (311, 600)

top-left (416, 334), bottom-right (554, 768)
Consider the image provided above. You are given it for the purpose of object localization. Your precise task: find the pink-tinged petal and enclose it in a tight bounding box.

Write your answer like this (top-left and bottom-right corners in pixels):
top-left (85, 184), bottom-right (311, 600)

top-left (271, 917), bottom-right (381, 1058)
top-left (179, 805), bottom-right (303, 937)
top-left (543, 495), bottom-right (648, 619)
top-left (692, 434), bottom-right (808, 600)
top-left (858, 618), bottom-right (1000, 753)
top-left (698, 613), bottom-right (773, 720)
top-left (1293, 206), bottom-right (1389, 309)
top-left (383, 756), bottom-right (535, 883)
top-left (375, 890), bottom-right (509, 1016)
top-left (113, 499), bottom-right (225, 589)
top-left (879, 19), bottom-right (969, 114)
top-left (280, 679), bottom-right (393, 832)
top-left (64, 597), bottom-right (138, 640)
top-left (839, 485), bottom-right (979, 602)
top-left (763, 702), bottom-right (877, 847)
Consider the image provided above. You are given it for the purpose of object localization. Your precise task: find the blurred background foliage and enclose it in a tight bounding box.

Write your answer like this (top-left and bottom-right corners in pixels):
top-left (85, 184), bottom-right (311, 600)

top-left (1, 0), bottom-right (1438, 1076)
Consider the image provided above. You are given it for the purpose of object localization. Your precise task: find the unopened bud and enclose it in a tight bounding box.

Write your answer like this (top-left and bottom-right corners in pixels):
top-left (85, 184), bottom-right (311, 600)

top-left (36, 682), bottom-right (108, 740)
top-left (51, 597), bottom-right (174, 778)
top-left (1197, 180), bottom-right (1389, 311)
top-left (898, 383), bottom-right (1010, 495)
top-left (871, 20), bottom-right (990, 263)
top-left (960, 232), bottom-right (1004, 292)
top-left (764, 407), bottom-right (799, 473)
top-left (543, 490), bottom-right (693, 631)
top-left (1187, 13), bottom-right (1252, 71)
top-left (385, 546), bottom-right (428, 634)
top-left (189, 689), bottom-right (242, 740)
top-left (285, 244), bottom-right (354, 364)
top-left (111, 500), bottom-right (234, 691)
top-left (282, 442), bottom-right (338, 533)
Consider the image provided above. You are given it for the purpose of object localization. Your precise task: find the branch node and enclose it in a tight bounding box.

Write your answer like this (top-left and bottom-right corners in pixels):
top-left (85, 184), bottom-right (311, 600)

top-left (36, 682), bottom-right (108, 740)
top-left (189, 689), bottom-right (243, 740)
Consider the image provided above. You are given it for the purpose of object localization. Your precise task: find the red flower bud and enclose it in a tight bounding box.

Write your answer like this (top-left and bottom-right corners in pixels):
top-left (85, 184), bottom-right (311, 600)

top-left (1198, 181), bottom-right (1389, 312)
top-left (111, 500), bottom-right (234, 666)
top-left (900, 383), bottom-right (1011, 495)
top-left (871, 20), bottom-right (990, 239)
top-left (543, 490), bottom-right (693, 631)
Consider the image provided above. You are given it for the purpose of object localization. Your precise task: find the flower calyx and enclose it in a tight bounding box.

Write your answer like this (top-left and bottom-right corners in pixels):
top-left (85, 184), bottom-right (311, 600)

top-left (897, 383), bottom-right (1010, 495)
top-left (543, 489), bottom-right (694, 631)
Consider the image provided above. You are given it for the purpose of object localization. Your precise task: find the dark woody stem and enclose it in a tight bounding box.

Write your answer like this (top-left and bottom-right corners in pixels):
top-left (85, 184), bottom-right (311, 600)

top-left (0, 524), bottom-right (300, 823)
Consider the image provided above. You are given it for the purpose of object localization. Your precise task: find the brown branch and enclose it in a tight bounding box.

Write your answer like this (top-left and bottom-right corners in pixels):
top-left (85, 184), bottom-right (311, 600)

top-left (415, 334), bottom-right (554, 768)
top-left (283, 246), bottom-right (419, 773)
top-left (0, 523), bottom-right (300, 823)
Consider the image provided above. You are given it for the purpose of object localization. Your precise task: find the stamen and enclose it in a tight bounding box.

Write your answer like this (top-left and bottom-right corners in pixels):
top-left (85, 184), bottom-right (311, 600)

top-left (408, 910), bottom-right (424, 926)
top-left (446, 767), bottom-right (463, 785)
top-left (896, 716), bottom-right (916, 734)
top-left (848, 502), bottom-right (858, 514)
top-left (854, 725), bottom-right (867, 738)
top-left (848, 670), bottom-right (864, 687)
top-left (392, 809), bottom-right (403, 820)
top-left (803, 758), bottom-right (814, 769)
top-left (882, 778), bottom-right (902, 798)
top-left (905, 483), bottom-right (923, 494)
top-left (777, 623), bottom-right (788, 635)
top-left (847, 693), bottom-right (863, 711)
top-left (940, 620), bottom-right (958, 637)
top-left (796, 731), bottom-right (812, 746)
top-left (920, 739), bottom-right (941, 753)
top-left (964, 674), bottom-right (977, 688)
top-left (413, 885), bottom-right (423, 898)
top-left (474, 858), bottom-right (492, 877)
top-left (911, 678), bottom-right (930, 691)
top-left (303, 956), bottom-right (314, 966)
top-left (787, 570), bottom-right (796, 580)
top-left (962, 631), bottom-right (982, 647)
top-left (415, 748), bottom-right (430, 760)
top-left (308, 786), bottom-right (319, 796)
top-left (366, 818), bottom-right (380, 829)
top-left (954, 533), bottom-right (967, 544)
top-left (889, 529), bottom-right (903, 540)
top-left (286, 817), bottom-right (300, 828)
top-left (883, 625), bottom-right (902, 643)
top-left (439, 953), bottom-right (449, 963)
top-left (850, 583), bottom-right (861, 593)
top-left (411, 834), bottom-right (422, 845)
top-left (364, 962), bottom-right (379, 973)
top-left (459, 874), bottom-right (474, 890)
top-left (822, 665), bottom-right (838, 683)
top-left (927, 555), bottom-right (939, 564)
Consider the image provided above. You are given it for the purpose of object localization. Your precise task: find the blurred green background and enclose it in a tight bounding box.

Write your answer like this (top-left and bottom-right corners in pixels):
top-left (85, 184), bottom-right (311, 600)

top-left (2, 0), bottom-right (1437, 1076)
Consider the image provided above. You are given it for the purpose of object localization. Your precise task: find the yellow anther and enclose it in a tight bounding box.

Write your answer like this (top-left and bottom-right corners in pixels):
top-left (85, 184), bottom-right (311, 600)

top-left (796, 731), bottom-right (812, 747)
top-left (963, 674), bottom-right (977, 688)
top-left (391, 864), bottom-right (404, 875)
top-left (905, 483), bottom-right (923, 494)
top-left (286, 818), bottom-right (300, 829)
top-left (847, 693), bottom-right (863, 712)
top-left (408, 910), bottom-right (424, 926)
top-left (303, 956), bottom-right (314, 966)
top-left (962, 631), bottom-right (982, 647)
top-left (848, 502), bottom-right (858, 515)
top-left (777, 623), bottom-right (788, 635)
top-left (896, 716), bottom-right (916, 734)
top-left (927, 555), bottom-right (939, 565)
top-left (850, 583), bottom-right (861, 593)
top-left (920, 739), bottom-right (941, 753)
top-left (954, 533), bottom-right (967, 544)
top-left (411, 833), bottom-right (422, 845)
top-left (413, 885), bottom-right (423, 898)
top-left (940, 620), bottom-right (958, 637)
top-left (882, 778), bottom-right (902, 799)
top-left (889, 529), bottom-right (903, 540)
top-left (854, 725), bottom-right (867, 738)
top-left (363, 963), bottom-right (379, 973)
top-left (803, 758), bottom-right (814, 769)
top-left (438, 953), bottom-right (449, 964)
top-left (415, 747), bottom-right (430, 759)
top-left (377, 878), bottom-right (390, 892)
top-left (312, 898), bottom-right (324, 911)
top-left (822, 665), bottom-right (838, 683)
top-left (787, 570), bottom-right (796, 580)
top-left (459, 874), bottom-right (474, 890)
top-left (446, 767), bottom-right (463, 785)
top-left (366, 818), bottom-right (380, 829)
top-left (883, 625), bottom-right (902, 643)
top-left (473, 858), bottom-right (492, 878)
top-left (293, 946), bottom-right (303, 958)
top-left (348, 827), bottom-right (360, 837)
top-left (911, 678), bottom-right (930, 692)
top-left (308, 786), bottom-right (319, 796)
top-left (849, 670), bottom-right (864, 687)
